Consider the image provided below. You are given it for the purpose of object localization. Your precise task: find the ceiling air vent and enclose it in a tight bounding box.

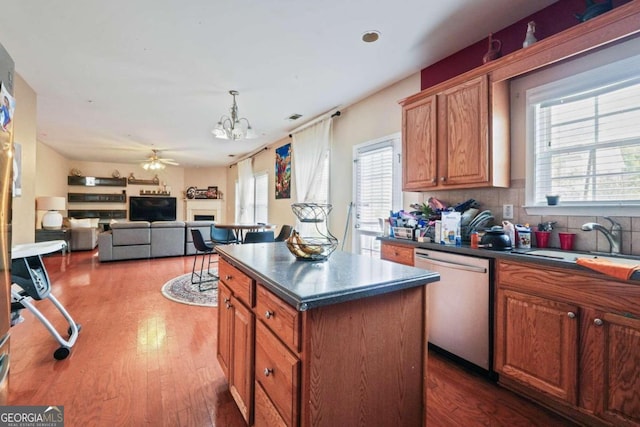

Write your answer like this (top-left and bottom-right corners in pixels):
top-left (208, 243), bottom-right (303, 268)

top-left (287, 113), bottom-right (303, 121)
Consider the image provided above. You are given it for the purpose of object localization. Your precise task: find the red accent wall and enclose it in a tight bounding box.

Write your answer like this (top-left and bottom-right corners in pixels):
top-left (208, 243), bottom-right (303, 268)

top-left (420, 0), bottom-right (631, 90)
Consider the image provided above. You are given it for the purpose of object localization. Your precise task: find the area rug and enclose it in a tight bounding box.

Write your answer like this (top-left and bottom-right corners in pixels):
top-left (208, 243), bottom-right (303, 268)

top-left (161, 271), bottom-right (218, 307)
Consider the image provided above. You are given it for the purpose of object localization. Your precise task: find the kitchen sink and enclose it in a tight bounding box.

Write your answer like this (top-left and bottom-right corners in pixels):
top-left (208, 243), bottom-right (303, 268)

top-left (513, 249), bottom-right (640, 266)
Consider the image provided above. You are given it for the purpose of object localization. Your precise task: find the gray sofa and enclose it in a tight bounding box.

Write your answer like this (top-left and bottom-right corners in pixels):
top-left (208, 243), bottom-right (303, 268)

top-left (98, 220), bottom-right (188, 262)
top-left (97, 220), bottom-right (217, 261)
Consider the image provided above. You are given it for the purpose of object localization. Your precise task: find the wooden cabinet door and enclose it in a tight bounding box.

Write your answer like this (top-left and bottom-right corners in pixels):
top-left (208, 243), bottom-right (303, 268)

top-left (230, 296), bottom-right (254, 424)
top-left (217, 283), bottom-right (233, 380)
top-left (495, 288), bottom-right (579, 404)
top-left (595, 312), bottom-right (640, 426)
top-left (438, 75), bottom-right (489, 186)
top-left (402, 94), bottom-right (437, 190)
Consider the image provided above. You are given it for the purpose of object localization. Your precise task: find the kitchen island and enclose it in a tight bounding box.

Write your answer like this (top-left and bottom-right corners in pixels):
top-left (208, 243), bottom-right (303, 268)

top-left (215, 242), bottom-right (440, 427)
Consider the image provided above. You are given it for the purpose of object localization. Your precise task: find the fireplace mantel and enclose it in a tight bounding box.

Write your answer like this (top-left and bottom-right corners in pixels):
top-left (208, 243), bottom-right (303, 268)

top-left (184, 199), bottom-right (224, 223)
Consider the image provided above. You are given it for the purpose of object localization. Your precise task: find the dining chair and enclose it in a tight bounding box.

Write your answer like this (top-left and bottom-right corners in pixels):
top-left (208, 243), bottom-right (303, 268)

top-left (275, 225), bottom-right (293, 242)
top-left (190, 229), bottom-right (217, 291)
top-left (243, 231), bottom-right (275, 244)
top-left (211, 224), bottom-right (239, 249)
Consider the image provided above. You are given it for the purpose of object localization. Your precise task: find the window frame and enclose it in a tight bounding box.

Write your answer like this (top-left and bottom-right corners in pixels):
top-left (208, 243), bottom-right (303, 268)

top-left (351, 132), bottom-right (402, 255)
top-left (234, 170), bottom-right (269, 223)
top-left (524, 51), bottom-right (640, 216)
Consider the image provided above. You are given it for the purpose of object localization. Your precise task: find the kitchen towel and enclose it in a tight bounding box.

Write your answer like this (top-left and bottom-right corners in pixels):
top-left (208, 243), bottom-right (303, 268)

top-left (576, 258), bottom-right (640, 281)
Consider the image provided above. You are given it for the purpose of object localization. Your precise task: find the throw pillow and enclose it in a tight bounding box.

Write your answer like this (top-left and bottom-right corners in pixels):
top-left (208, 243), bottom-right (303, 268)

top-left (69, 218), bottom-right (92, 229)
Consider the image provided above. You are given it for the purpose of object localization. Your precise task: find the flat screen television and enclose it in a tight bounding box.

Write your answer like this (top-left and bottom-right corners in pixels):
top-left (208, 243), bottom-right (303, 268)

top-left (129, 196), bottom-right (177, 222)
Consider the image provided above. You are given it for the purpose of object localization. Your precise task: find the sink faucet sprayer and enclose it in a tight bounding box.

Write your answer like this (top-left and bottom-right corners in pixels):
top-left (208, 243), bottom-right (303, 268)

top-left (581, 217), bottom-right (622, 254)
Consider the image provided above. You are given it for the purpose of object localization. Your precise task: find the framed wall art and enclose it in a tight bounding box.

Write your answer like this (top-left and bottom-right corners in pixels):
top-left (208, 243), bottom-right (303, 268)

top-left (275, 143), bottom-right (291, 199)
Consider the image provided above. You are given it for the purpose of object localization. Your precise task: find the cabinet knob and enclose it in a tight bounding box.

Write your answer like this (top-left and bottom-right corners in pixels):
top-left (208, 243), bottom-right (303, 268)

top-left (264, 368), bottom-right (273, 377)
top-left (225, 275), bottom-right (232, 280)
top-left (265, 310), bottom-right (273, 319)
top-left (225, 302), bottom-right (232, 309)
top-left (594, 318), bottom-right (604, 326)
top-left (440, 176), bottom-right (446, 182)
top-left (431, 178), bottom-right (436, 183)
top-left (567, 312), bottom-right (576, 319)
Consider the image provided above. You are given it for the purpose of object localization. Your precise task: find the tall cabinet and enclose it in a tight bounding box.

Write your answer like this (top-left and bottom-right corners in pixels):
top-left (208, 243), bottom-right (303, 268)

top-left (400, 75), bottom-right (510, 191)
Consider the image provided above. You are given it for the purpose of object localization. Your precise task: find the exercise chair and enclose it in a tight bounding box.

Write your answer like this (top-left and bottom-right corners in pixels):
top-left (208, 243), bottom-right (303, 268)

top-left (190, 229), bottom-right (217, 291)
top-left (275, 225), bottom-right (293, 242)
top-left (243, 231), bottom-right (275, 244)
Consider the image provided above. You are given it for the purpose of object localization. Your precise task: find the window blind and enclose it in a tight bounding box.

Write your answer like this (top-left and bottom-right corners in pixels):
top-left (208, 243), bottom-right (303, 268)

top-left (532, 75), bottom-right (640, 204)
top-left (355, 143), bottom-right (394, 232)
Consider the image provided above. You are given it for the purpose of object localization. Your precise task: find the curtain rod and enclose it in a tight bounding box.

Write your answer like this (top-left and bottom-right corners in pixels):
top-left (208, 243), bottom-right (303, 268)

top-left (288, 109), bottom-right (341, 138)
top-left (229, 146), bottom-right (269, 168)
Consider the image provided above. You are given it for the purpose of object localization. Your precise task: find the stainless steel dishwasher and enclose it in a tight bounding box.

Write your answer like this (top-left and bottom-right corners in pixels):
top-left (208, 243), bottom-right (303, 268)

top-left (414, 248), bottom-right (493, 375)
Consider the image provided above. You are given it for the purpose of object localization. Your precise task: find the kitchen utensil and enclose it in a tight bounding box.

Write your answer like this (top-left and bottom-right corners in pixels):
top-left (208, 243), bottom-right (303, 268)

top-left (479, 226), bottom-right (512, 250)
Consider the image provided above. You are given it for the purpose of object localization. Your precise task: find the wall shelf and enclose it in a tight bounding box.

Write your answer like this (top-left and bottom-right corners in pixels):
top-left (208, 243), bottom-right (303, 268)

top-left (68, 176), bottom-right (127, 187)
top-left (68, 192), bottom-right (126, 203)
top-left (68, 210), bottom-right (127, 220)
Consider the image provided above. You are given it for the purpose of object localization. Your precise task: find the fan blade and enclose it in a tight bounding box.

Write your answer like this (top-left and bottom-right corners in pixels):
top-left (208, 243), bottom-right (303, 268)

top-left (161, 159), bottom-right (179, 165)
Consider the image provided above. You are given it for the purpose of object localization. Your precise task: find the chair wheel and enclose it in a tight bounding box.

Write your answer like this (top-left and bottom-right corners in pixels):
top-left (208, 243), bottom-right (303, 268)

top-left (54, 347), bottom-right (70, 360)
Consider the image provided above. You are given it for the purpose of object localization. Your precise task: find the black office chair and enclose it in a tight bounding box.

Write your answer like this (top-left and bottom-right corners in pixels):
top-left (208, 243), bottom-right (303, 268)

top-left (211, 224), bottom-right (239, 250)
top-left (275, 225), bottom-right (293, 242)
top-left (243, 231), bottom-right (275, 244)
top-left (190, 229), bottom-right (217, 291)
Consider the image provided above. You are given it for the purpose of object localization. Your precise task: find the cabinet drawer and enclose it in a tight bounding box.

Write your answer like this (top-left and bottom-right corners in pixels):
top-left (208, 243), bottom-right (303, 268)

top-left (256, 284), bottom-right (300, 352)
top-left (219, 259), bottom-right (254, 306)
top-left (255, 321), bottom-right (300, 426)
top-left (381, 243), bottom-right (414, 266)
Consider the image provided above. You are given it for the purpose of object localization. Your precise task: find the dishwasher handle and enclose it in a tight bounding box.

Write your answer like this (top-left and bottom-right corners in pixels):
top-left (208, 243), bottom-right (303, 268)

top-left (416, 254), bottom-right (487, 274)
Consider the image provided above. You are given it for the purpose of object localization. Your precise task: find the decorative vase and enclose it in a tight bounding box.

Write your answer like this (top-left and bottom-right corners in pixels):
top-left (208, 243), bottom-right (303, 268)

top-left (522, 21), bottom-right (537, 48)
top-left (482, 33), bottom-right (502, 64)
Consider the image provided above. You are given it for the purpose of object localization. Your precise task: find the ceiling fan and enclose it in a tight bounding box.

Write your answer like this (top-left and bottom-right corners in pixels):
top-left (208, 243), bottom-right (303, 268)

top-left (141, 149), bottom-right (179, 170)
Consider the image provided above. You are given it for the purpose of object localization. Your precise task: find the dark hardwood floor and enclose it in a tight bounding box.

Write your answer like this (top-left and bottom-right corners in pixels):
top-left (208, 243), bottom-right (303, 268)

top-left (7, 249), bottom-right (576, 426)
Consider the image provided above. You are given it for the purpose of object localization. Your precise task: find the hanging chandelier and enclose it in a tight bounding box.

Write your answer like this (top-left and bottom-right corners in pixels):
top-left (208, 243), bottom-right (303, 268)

top-left (212, 90), bottom-right (257, 140)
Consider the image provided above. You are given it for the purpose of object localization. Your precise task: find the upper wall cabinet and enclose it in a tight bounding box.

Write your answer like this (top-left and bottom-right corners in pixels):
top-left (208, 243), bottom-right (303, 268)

top-left (401, 74), bottom-right (509, 191)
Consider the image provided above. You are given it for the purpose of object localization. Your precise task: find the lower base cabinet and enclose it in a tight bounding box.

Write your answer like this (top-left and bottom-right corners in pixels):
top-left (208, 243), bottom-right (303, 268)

top-left (495, 260), bottom-right (640, 427)
top-left (216, 257), bottom-right (428, 426)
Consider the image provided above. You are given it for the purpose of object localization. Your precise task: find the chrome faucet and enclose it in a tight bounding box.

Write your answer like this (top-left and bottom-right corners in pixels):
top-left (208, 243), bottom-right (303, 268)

top-left (581, 217), bottom-right (622, 254)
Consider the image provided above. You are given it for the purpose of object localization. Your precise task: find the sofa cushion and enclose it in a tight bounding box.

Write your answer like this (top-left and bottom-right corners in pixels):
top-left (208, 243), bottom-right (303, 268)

top-left (151, 222), bottom-right (186, 257)
top-left (110, 221), bottom-right (151, 229)
top-left (111, 221), bottom-right (151, 246)
top-left (151, 220), bottom-right (186, 228)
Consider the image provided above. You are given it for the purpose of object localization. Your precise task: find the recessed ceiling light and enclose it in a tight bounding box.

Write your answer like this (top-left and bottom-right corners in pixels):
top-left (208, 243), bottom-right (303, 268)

top-left (362, 31), bottom-right (380, 43)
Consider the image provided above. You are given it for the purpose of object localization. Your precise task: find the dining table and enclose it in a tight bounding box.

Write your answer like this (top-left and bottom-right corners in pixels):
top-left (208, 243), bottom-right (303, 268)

top-left (213, 223), bottom-right (275, 243)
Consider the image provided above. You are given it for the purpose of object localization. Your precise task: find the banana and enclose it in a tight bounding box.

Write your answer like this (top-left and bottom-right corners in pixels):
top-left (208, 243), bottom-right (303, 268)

top-left (294, 231), bottom-right (323, 255)
top-left (286, 232), bottom-right (310, 258)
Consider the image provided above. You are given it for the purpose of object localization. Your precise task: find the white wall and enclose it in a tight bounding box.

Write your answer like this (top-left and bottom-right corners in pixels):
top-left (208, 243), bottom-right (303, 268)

top-left (12, 74), bottom-right (38, 244)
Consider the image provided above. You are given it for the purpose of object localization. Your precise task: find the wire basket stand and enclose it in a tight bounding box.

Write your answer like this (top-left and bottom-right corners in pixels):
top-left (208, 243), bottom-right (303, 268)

top-left (289, 203), bottom-right (339, 261)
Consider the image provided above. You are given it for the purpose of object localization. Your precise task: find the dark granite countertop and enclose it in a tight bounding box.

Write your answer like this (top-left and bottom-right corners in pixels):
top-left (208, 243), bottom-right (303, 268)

top-left (379, 237), bottom-right (640, 282)
top-left (215, 242), bottom-right (440, 311)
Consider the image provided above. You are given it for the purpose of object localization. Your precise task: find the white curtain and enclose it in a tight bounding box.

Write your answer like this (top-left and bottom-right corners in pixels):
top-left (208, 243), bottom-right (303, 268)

top-left (291, 118), bottom-right (332, 203)
top-left (237, 158), bottom-right (254, 223)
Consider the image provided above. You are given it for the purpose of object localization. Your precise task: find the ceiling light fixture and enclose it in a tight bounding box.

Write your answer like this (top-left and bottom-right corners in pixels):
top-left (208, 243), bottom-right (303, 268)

top-left (212, 90), bottom-right (257, 141)
top-left (141, 150), bottom-right (178, 170)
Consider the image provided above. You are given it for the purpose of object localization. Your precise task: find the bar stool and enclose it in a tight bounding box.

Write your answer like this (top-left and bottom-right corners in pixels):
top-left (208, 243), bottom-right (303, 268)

top-left (190, 229), bottom-right (217, 291)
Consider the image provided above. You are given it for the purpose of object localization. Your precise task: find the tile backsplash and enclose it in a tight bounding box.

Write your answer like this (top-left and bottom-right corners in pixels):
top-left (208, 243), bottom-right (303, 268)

top-left (420, 180), bottom-right (640, 256)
